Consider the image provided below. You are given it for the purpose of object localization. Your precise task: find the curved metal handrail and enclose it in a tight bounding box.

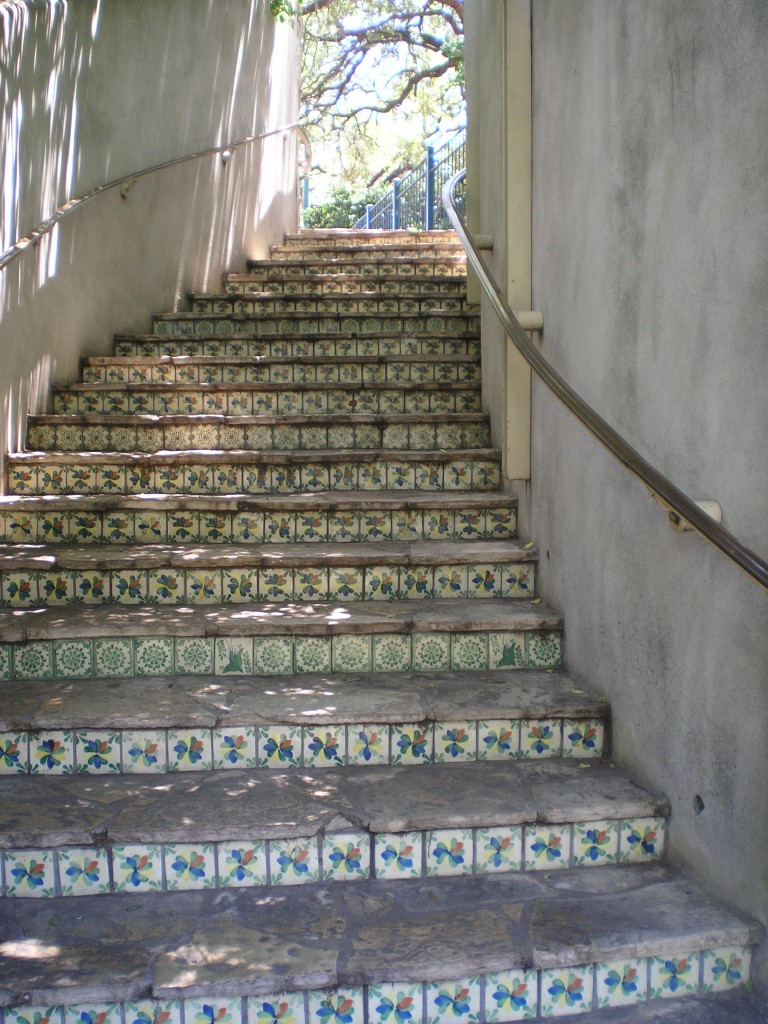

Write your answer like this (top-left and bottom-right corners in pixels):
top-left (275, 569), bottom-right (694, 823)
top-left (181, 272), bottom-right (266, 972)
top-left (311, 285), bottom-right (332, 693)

top-left (0, 123), bottom-right (311, 273)
top-left (443, 168), bottom-right (768, 590)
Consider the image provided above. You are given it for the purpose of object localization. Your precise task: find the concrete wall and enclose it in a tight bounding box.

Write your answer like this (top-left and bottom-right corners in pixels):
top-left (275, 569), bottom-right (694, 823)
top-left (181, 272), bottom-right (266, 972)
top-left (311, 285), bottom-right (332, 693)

top-left (528, 0), bottom-right (768, 981)
top-left (465, 0), bottom-right (532, 482)
top-left (1, 0), bottom-right (299, 477)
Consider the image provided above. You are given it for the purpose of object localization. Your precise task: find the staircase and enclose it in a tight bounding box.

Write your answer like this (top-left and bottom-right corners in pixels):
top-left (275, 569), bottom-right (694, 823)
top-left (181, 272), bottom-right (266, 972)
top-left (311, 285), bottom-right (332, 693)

top-left (0, 229), bottom-right (761, 1023)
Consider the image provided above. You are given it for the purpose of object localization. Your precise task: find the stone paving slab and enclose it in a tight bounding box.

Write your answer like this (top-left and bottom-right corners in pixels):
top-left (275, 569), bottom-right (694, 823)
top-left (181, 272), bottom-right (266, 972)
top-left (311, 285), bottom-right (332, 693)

top-left (0, 539), bottom-right (532, 571)
top-left (8, 446), bottom-right (499, 466)
top-left (0, 865), bottom-right (759, 1003)
top-left (0, 597), bottom-right (562, 642)
top-left (0, 759), bottom-right (663, 847)
top-left (0, 489), bottom-right (517, 513)
top-left (0, 669), bottom-right (602, 730)
top-left (555, 990), bottom-right (768, 1023)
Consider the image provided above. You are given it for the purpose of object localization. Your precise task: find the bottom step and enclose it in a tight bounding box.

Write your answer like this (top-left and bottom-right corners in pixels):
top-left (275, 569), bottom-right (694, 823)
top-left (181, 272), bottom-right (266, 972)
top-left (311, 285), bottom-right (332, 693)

top-left (0, 865), bottom-right (759, 1011)
top-left (552, 990), bottom-right (768, 1022)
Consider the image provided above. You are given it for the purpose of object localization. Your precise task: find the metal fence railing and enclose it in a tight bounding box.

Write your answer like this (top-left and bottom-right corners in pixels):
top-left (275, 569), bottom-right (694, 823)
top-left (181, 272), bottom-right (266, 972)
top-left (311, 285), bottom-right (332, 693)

top-left (353, 130), bottom-right (466, 231)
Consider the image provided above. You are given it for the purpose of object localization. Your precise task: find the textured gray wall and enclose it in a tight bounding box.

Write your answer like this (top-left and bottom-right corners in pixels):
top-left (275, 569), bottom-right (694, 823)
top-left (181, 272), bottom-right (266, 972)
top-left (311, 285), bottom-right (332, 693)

top-left (1, 0), bottom-right (299, 474)
top-left (530, 0), bottom-right (768, 981)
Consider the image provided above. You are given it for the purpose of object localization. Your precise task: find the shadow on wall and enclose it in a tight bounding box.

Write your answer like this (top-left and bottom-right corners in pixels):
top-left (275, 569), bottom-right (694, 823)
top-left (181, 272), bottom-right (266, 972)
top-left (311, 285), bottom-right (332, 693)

top-left (0, 0), bottom-right (299, 489)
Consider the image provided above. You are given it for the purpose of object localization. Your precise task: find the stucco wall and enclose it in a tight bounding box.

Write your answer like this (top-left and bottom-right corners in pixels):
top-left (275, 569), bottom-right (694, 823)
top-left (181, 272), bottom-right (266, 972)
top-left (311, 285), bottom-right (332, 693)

top-left (1, 0), bottom-right (299, 476)
top-left (529, 0), bottom-right (768, 981)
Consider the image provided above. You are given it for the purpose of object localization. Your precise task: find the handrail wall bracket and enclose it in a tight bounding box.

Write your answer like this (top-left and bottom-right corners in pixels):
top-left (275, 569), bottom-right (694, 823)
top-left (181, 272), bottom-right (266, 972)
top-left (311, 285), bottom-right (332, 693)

top-left (442, 168), bottom-right (768, 590)
top-left (1, 124), bottom-right (311, 274)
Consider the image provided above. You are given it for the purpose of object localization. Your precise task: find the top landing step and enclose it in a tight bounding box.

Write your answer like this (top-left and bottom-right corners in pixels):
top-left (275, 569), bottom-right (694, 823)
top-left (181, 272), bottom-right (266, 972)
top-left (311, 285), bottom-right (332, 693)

top-left (283, 230), bottom-right (463, 247)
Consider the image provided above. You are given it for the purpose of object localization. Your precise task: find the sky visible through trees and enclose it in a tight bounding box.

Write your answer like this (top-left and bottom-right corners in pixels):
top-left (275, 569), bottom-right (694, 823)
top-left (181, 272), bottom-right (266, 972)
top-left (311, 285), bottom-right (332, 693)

top-left (294, 0), bottom-right (465, 201)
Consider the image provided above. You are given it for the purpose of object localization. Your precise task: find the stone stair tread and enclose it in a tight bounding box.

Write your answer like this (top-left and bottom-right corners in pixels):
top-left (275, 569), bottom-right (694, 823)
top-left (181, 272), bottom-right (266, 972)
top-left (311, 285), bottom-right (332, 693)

top-left (30, 412), bottom-right (488, 426)
top-left (0, 489), bottom-right (517, 513)
top-left (155, 309), bottom-right (476, 320)
top-left (191, 290), bottom-right (469, 300)
top-left (114, 329), bottom-right (479, 341)
top-left (0, 539), bottom-right (532, 570)
top-left (0, 760), bottom-right (667, 848)
top-left (53, 383), bottom-right (481, 395)
top-left (0, 668), bottom-right (598, 730)
top-left (85, 354), bottom-right (477, 366)
top-left (0, 597), bottom-right (561, 642)
top-left (9, 447), bottom-right (499, 464)
top-left (224, 271), bottom-right (468, 284)
top-left (0, 864), bottom-right (759, 1003)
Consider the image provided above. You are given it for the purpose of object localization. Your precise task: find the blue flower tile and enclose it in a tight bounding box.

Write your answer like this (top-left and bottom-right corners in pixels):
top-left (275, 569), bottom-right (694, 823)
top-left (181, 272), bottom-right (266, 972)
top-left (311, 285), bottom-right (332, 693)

top-left (75, 731), bottom-right (121, 774)
top-left (595, 959), bottom-right (647, 1009)
top-left (259, 726), bottom-right (302, 768)
top-left (270, 839), bottom-right (320, 886)
top-left (323, 832), bottom-right (371, 881)
top-left (307, 990), bottom-right (363, 1024)
top-left (434, 721), bottom-right (476, 762)
top-left (524, 826), bottom-right (570, 871)
top-left (58, 847), bottom-right (111, 896)
top-left (5, 1008), bottom-right (65, 1024)
top-left (619, 817), bottom-right (666, 863)
top-left (247, 993), bottom-right (306, 1024)
top-left (519, 719), bottom-right (562, 759)
top-left (164, 843), bottom-right (216, 891)
top-left (649, 952), bottom-right (699, 1000)
top-left (122, 731), bottom-right (167, 773)
top-left (426, 979), bottom-right (480, 1024)
top-left (304, 727), bottom-right (346, 767)
top-left (374, 832), bottom-right (423, 880)
top-left (30, 731), bottom-right (75, 775)
top-left (426, 829), bottom-right (472, 877)
top-left (5, 849), bottom-right (56, 897)
top-left (167, 730), bottom-right (213, 771)
top-left (0, 732), bottom-right (28, 774)
top-left (562, 719), bottom-right (604, 758)
top-left (540, 966), bottom-right (592, 1016)
top-left (475, 827), bottom-right (522, 874)
top-left (124, 1000), bottom-right (182, 1024)
top-left (348, 725), bottom-right (389, 765)
top-left (213, 727), bottom-right (257, 769)
top-left (391, 724), bottom-right (432, 765)
top-left (219, 842), bottom-right (268, 888)
top-left (63, 1004), bottom-right (121, 1024)
top-left (485, 970), bottom-right (538, 1021)
top-left (701, 946), bottom-right (750, 993)
top-left (478, 721), bottom-right (520, 760)
top-left (185, 998), bottom-right (242, 1024)
top-left (368, 985), bottom-right (422, 1024)
top-left (112, 845), bottom-right (163, 893)
top-left (573, 820), bottom-right (618, 867)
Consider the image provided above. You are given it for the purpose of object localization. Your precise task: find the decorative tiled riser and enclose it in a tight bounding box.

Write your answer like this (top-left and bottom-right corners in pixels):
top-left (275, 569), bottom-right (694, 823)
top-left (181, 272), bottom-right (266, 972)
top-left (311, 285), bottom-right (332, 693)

top-left (113, 337), bottom-right (480, 357)
top-left (80, 359), bottom-right (481, 384)
top-left (0, 562), bottom-right (533, 607)
top-left (0, 818), bottom-right (665, 898)
top-left (0, 715), bottom-right (600, 775)
top-left (8, 459), bottom-right (500, 495)
top-left (28, 420), bottom-right (490, 454)
top-left (224, 278), bottom-right (467, 295)
top-left (274, 249), bottom-right (463, 263)
top-left (0, 947), bottom-right (750, 1020)
top-left (190, 297), bottom-right (469, 314)
top-left (0, 630), bottom-right (561, 681)
top-left (0, 507), bottom-right (516, 545)
top-left (15, 504), bottom-right (514, 536)
top-left (151, 315), bottom-right (480, 337)
top-left (53, 389), bottom-right (481, 416)
top-left (250, 260), bottom-right (468, 275)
